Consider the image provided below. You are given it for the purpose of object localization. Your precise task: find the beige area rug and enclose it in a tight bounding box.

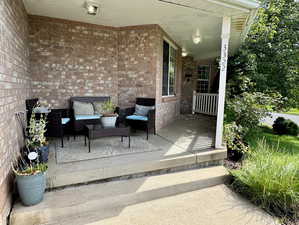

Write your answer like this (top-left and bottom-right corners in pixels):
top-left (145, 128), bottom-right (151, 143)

top-left (56, 136), bottom-right (163, 164)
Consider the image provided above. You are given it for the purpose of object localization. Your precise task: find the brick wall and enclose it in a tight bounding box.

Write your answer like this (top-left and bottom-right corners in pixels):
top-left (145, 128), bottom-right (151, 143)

top-left (181, 56), bottom-right (197, 114)
top-left (29, 16), bottom-right (119, 108)
top-left (155, 28), bottom-right (182, 130)
top-left (0, 0), bottom-right (31, 224)
top-left (28, 16), bottom-right (182, 129)
top-left (118, 25), bottom-right (160, 107)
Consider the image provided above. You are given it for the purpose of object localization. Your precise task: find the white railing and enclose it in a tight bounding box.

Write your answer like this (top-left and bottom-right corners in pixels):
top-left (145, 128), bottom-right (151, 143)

top-left (192, 92), bottom-right (218, 116)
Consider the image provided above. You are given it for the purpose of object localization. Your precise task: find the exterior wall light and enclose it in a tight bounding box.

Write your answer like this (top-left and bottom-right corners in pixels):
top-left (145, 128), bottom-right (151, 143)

top-left (182, 48), bottom-right (188, 57)
top-left (192, 29), bottom-right (201, 44)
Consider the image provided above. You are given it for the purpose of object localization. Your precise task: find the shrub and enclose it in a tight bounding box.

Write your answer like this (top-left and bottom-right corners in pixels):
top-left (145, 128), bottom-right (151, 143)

top-left (225, 92), bottom-right (275, 129)
top-left (273, 117), bottom-right (298, 136)
top-left (224, 91), bottom-right (281, 154)
top-left (230, 140), bottom-right (299, 219)
top-left (224, 122), bottom-right (248, 154)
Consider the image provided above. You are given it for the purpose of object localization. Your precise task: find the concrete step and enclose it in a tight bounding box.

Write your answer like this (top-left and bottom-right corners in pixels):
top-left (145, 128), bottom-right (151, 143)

top-left (47, 149), bottom-right (227, 189)
top-left (10, 166), bottom-right (229, 225)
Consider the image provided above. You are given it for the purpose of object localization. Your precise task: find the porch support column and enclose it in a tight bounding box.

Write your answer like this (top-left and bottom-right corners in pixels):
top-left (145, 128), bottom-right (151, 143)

top-left (215, 16), bottom-right (231, 149)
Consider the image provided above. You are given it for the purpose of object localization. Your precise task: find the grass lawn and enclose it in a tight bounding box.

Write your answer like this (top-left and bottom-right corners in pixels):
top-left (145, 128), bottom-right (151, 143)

top-left (245, 125), bottom-right (299, 154)
top-left (282, 108), bottom-right (299, 116)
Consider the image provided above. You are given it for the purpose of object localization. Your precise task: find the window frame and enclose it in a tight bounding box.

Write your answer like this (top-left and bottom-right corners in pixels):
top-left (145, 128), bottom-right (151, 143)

top-left (162, 38), bottom-right (177, 97)
top-left (196, 65), bottom-right (211, 93)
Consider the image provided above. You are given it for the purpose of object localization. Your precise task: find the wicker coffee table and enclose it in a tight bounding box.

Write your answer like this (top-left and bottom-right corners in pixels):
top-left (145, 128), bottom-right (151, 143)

top-left (84, 124), bottom-right (130, 153)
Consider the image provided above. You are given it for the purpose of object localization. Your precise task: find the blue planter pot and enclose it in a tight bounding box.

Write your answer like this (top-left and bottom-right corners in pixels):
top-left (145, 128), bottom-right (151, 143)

top-left (38, 145), bottom-right (49, 163)
top-left (16, 172), bottom-right (46, 206)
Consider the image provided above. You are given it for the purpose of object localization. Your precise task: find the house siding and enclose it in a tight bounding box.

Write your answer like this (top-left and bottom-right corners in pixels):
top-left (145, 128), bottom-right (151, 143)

top-left (0, 0), bottom-right (31, 224)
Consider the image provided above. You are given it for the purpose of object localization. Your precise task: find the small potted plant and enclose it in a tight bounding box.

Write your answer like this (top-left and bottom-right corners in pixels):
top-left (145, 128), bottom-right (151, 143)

top-left (13, 150), bottom-right (48, 206)
top-left (100, 100), bottom-right (118, 128)
top-left (27, 109), bottom-right (49, 163)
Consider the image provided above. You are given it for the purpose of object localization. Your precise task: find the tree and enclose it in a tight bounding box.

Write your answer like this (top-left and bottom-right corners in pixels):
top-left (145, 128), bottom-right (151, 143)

top-left (227, 0), bottom-right (299, 108)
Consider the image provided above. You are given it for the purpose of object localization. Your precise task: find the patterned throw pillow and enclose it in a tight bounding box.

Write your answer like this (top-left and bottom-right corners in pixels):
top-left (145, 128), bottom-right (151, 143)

top-left (73, 101), bottom-right (94, 115)
top-left (93, 102), bottom-right (104, 115)
top-left (134, 104), bottom-right (155, 116)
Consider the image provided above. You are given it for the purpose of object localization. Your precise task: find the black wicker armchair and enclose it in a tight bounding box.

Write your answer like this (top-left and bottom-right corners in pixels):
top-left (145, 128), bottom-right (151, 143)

top-left (46, 109), bottom-right (71, 148)
top-left (122, 98), bottom-right (156, 140)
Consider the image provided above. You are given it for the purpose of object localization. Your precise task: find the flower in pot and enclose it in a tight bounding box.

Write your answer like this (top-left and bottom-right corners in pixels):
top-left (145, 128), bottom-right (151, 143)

top-left (101, 100), bottom-right (118, 128)
top-left (13, 151), bottom-right (48, 206)
top-left (27, 109), bottom-right (49, 163)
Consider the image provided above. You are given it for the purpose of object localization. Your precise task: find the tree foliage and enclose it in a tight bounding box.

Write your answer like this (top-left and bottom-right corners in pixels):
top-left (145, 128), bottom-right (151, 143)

top-left (227, 0), bottom-right (299, 108)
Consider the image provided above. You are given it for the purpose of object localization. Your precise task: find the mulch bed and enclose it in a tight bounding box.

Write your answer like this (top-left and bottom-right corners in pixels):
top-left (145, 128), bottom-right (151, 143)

top-left (223, 159), bottom-right (242, 170)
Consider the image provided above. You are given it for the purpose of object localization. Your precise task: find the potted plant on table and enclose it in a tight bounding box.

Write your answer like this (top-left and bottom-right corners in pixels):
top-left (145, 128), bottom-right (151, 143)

top-left (13, 149), bottom-right (48, 206)
top-left (27, 109), bottom-right (49, 163)
top-left (100, 100), bottom-right (118, 128)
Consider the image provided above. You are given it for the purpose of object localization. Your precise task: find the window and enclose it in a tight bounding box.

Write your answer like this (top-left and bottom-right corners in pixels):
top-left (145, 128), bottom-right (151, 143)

top-left (196, 65), bottom-right (210, 93)
top-left (162, 40), bottom-right (177, 96)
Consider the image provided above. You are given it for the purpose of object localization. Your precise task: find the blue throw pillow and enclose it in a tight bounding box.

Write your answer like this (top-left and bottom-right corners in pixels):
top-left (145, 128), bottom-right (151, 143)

top-left (134, 104), bottom-right (155, 116)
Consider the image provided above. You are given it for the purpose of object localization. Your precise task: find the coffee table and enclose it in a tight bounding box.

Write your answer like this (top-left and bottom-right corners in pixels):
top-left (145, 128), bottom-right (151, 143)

top-left (84, 124), bottom-right (130, 153)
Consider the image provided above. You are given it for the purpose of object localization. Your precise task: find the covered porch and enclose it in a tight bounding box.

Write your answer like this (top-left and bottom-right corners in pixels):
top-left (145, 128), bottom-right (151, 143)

top-left (46, 114), bottom-right (223, 189)
top-left (23, 0), bottom-right (259, 149)
top-left (20, 0), bottom-right (259, 188)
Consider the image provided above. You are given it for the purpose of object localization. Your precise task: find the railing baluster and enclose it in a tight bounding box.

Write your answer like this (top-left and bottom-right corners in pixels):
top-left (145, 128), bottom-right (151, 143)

top-left (192, 93), bottom-right (219, 116)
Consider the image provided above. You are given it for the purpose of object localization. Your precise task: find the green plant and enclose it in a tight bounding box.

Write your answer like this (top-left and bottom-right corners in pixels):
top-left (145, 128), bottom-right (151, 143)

top-left (224, 91), bottom-right (280, 154)
top-left (225, 92), bottom-right (279, 129)
top-left (102, 100), bottom-right (116, 115)
top-left (27, 110), bottom-right (47, 149)
top-left (226, 0), bottom-right (299, 109)
top-left (12, 149), bottom-right (48, 176)
top-left (230, 139), bottom-right (299, 219)
top-left (13, 162), bottom-right (48, 176)
top-left (224, 122), bottom-right (248, 153)
top-left (273, 117), bottom-right (298, 136)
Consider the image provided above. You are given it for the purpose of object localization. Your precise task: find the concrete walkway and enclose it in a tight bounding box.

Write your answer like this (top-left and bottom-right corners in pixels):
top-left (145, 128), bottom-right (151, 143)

top-left (263, 112), bottom-right (299, 126)
top-left (10, 167), bottom-right (278, 225)
top-left (89, 185), bottom-right (278, 225)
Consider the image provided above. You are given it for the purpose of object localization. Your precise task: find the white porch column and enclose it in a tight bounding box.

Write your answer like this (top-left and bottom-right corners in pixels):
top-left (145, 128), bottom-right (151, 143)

top-left (215, 16), bottom-right (231, 149)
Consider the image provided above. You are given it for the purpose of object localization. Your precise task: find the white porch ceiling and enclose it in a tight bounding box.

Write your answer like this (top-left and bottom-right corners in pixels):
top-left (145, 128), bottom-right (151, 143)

top-left (23, 0), bottom-right (258, 60)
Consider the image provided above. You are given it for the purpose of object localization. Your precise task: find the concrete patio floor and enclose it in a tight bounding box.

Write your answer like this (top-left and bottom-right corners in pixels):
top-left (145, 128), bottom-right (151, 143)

top-left (46, 114), bottom-right (222, 189)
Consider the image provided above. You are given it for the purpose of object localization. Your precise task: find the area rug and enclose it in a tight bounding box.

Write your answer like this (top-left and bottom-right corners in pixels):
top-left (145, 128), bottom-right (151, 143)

top-left (55, 136), bottom-right (163, 164)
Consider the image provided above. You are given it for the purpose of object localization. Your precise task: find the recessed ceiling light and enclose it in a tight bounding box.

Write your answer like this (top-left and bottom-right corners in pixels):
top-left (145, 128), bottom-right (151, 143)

top-left (84, 0), bottom-right (100, 16)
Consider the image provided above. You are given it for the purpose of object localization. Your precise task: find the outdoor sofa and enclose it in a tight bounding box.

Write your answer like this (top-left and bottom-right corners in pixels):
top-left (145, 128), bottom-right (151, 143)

top-left (70, 96), bottom-right (119, 135)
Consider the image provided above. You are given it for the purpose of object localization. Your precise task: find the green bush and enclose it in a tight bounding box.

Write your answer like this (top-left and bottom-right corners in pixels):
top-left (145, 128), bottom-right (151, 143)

top-left (273, 117), bottom-right (298, 136)
top-left (224, 91), bottom-right (281, 154)
top-left (230, 140), bottom-right (299, 219)
top-left (225, 92), bottom-right (275, 129)
top-left (224, 122), bottom-right (248, 154)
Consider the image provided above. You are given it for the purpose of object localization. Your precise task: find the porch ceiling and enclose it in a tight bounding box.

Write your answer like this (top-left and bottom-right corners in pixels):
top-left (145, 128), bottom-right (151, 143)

top-left (23, 0), bottom-right (259, 60)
